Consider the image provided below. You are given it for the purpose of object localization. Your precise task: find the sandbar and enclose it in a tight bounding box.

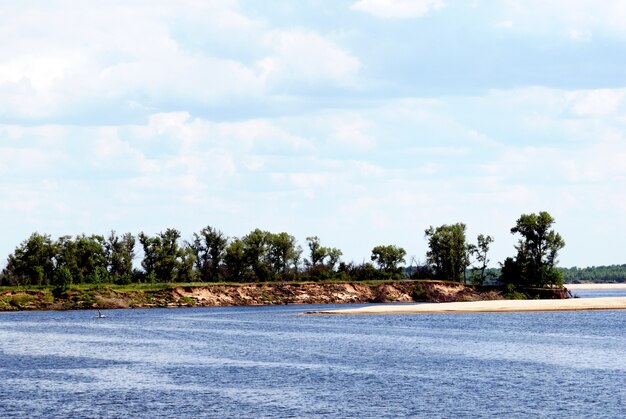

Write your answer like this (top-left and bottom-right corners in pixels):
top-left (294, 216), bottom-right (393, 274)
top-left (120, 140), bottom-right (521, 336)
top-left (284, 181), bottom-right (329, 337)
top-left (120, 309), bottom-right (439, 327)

top-left (312, 296), bottom-right (626, 315)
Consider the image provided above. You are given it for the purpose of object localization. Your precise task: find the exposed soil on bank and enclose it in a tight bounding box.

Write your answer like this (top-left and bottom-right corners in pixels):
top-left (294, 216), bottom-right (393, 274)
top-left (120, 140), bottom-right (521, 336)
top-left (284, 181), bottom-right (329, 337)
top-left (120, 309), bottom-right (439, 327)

top-left (0, 280), bottom-right (567, 312)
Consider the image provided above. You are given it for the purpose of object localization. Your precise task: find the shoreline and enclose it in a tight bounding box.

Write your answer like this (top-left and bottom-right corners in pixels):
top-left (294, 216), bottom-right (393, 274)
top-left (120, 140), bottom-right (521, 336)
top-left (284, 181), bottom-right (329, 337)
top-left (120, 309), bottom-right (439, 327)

top-left (0, 280), bottom-right (494, 311)
top-left (1, 281), bottom-right (622, 312)
top-left (311, 296), bottom-right (626, 315)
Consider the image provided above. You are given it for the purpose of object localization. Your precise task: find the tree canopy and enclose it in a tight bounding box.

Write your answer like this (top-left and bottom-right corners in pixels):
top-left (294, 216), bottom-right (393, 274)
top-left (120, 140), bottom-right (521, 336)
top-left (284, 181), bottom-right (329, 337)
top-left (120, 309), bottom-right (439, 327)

top-left (425, 223), bottom-right (469, 282)
top-left (0, 211), bottom-right (575, 288)
top-left (501, 211), bottom-right (565, 287)
top-left (371, 245), bottom-right (406, 277)
top-left (467, 234), bottom-right (494, 286)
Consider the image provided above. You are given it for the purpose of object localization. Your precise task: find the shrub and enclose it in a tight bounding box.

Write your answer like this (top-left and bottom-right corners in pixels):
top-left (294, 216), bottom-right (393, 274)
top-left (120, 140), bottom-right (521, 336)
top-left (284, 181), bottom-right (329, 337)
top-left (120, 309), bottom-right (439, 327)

top-left (411, 283), bottom-right (429, 301)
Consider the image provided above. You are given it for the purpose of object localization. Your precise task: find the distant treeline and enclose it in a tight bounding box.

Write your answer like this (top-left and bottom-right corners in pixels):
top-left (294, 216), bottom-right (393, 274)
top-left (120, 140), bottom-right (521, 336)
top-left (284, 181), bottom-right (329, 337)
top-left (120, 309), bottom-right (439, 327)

top-left (558, 265), bottom-right (626, 283)
top-left (0, 211), bottom-right (587, 289)
top-left (463, 266), bottom-right (626, 284)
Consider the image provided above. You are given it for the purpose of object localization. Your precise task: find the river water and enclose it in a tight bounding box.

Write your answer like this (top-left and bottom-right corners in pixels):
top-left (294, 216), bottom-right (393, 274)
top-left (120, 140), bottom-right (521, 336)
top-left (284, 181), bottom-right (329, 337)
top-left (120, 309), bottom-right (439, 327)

top-left (0, 294), bottom-right (624, 418)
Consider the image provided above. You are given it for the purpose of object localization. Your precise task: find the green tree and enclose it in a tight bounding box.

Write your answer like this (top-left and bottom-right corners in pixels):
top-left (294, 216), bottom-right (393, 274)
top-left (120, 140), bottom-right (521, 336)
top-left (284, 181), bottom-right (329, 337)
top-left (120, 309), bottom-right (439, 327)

top-left (425, 223), bottom-right (469, 282)
top-left (177, 245), bottom-right (197, 283)
top-left (503, 211), bottom-right (565, 287)
top-left (468, 234), bottom-right (494, 286)
top-left (51, 265), bottom-right (72, 297)
top-left (304, 236), bottom-right (342, 270)
top-left (105, 231), bottom-right (135, 284)
top-left (371, 245), bottom-right (406, 277)
top-left (224, 238), bottom-right (246, 282)
top-left (242, 229), bottom-right (271, 282)
top-left (2, 233), bottom-right (57, 286)
top-left (325, 247), bottom-right (343, 271)
top-left (267, 232), bottom-right (301, 281)
top-left (305, 236), bottom-right (326, 266)
top-left (139, 229), bottom-right (195, 283)
top-left (304, 236), bottom-right (342, 280)
top-left (55, 234), bottom-right (108, 284)
top-left (190, 226), bottom-right (227, 282)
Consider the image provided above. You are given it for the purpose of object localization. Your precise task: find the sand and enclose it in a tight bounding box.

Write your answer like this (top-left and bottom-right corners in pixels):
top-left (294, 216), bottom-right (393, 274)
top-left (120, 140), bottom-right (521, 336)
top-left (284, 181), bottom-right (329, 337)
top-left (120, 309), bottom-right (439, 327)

top-left (312, 296), bottom-right (626, 315)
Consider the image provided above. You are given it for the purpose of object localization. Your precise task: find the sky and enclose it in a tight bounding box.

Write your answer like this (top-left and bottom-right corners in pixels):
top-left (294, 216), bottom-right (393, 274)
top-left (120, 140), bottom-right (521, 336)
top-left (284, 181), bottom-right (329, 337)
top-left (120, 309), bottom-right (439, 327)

top-left (1, 0), bottom-right (626, 269)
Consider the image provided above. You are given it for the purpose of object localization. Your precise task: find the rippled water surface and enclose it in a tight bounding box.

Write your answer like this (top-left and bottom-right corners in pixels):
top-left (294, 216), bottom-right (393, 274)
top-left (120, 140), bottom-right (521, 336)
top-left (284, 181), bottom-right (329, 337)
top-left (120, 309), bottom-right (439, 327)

top-left (570, 288), bottom-right (626, 298)
top-left (0, 298), bottom-right (625, 418)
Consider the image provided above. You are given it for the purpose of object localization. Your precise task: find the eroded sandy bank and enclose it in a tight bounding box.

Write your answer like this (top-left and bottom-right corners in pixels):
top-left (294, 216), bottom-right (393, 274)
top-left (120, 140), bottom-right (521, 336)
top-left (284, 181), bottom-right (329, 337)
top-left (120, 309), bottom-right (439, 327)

top-left (312, 296), bottom-right (626, 315)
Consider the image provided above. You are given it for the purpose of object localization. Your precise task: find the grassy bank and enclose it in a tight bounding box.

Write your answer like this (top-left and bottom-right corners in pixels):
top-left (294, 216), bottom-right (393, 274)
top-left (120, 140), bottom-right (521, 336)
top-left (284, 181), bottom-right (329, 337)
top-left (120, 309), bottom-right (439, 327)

top-left (0, 280), bottom-right (566, 312)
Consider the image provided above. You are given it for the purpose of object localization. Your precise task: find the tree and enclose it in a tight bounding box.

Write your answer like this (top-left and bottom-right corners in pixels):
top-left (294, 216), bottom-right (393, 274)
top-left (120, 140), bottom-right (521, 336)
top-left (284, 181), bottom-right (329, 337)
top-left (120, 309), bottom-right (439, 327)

top-left (304, 236), bottom-right (342, 270)
top-left (55, 234), bottom-right (108, 284)
top-left (425, 223), bottom-right (469, 282)
top-left (51, 265), bottom-right (72, 297)
top-left (105, 231), bottom-right (135, 284)
top-left (242, 229), bottom-right (271, 282)
top-left (325, 247), bottom-right (343, 271)
top-left (224, 238), bottom-right (246, 282)
top-left (468, 234), bottom-right (494, 286)
top-left (304, 236), bottom-right (342, 280)
top-left (2, 233), bottom-right (57, 286)
top-left (305, 236), bottom-right (326, 266)
top-left (371, 245), bottom-right (406, 277)
top-left (503, 211), bottom-right (565, 287)
top-left (189, 226), bottom-right (227, 282)
top-left (267, 232), bottom-right (301, 281)
top-left (139, 229), bottom-right (195, 283)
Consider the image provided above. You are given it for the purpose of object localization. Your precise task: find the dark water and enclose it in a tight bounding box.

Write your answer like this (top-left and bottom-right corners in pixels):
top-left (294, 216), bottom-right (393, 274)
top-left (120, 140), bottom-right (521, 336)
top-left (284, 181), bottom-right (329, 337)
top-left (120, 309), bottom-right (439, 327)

top-left (0, 300), bottom-right (624, 418)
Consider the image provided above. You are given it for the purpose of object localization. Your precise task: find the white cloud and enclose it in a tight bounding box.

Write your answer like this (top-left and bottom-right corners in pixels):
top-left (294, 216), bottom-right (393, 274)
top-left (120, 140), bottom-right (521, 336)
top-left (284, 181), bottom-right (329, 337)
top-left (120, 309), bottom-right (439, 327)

top-left (0, 1), bottom-right (363, 121)
top-left (0, 54), bottom-right (75, 90)
top-left (351, 0), bottom-right (444, 19)
top-left (494, 20), bottom-right (514, 29)
top-left (216, 119), bottom-right (313, 153)
top-left (326, 115), bottom-right (376, 150)
top-left (490, 86), bottom-right (626, 121)
top-left (567, 89), bottom-right (625, 117)
top-left (560, 141), bottom-right (626, 183)
top-left (284, 172), bottom-right (334, 189)
top-left (568, 29), bottom-right (592, 42)
top-left (258, 29), bottom-right (360, 88)
top-left (352, 161), bottom-right (385, 177)
top-left (0, 147), bottom-right (61, 176)
top-left (243, 156), bottom-right (265, 171)
top-left (0, 1), bottom-right (267, 120)
top-left (3, 0), bottom-right (626, 271)
top-left (495, 0), bottom-right (626, 39)
top-left (467, 129), bottom-right (502, 148)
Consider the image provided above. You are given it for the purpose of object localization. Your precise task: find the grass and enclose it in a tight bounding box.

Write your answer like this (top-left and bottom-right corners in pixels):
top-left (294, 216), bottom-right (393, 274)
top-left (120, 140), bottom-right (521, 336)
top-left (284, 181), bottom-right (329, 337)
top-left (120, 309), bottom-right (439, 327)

top-left (0, 277), bottom-right (520, 311)
top-left (0, 278), bottom-right (477, 294)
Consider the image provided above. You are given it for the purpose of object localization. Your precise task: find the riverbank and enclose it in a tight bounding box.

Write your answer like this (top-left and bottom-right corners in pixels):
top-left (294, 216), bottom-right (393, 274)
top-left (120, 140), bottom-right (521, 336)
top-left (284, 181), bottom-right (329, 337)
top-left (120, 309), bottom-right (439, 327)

top-left (312, 296), bottom-right (626, 315)
top-left (0, 280), bottom-right (513, 311)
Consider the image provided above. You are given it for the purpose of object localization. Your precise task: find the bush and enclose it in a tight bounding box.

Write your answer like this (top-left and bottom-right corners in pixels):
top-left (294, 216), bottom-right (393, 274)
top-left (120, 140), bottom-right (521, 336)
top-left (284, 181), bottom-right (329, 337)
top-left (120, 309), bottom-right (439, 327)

top-left (52, 266), bottom-right (72, 298)
top-left (411, 283), bottom-right (429, 301)
top-left (9, 293), bottom-right (34, 309)
top-left (503, 283), bottom-right (526, 300)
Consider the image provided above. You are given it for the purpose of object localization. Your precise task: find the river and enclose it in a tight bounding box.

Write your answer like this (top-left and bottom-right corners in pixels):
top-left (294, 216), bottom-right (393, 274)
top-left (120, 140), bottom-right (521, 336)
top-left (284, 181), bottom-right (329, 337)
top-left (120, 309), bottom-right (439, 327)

top-left (0, 292), bottom-right (624, 418)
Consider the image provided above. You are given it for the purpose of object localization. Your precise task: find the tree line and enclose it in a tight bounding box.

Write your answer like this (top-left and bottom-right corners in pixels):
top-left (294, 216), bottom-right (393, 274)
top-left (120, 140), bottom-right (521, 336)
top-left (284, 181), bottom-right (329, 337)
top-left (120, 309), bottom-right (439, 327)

top-left (0, 211), bottom-right (567, 289)
top-left (558, 265), bottom-right (626, 283)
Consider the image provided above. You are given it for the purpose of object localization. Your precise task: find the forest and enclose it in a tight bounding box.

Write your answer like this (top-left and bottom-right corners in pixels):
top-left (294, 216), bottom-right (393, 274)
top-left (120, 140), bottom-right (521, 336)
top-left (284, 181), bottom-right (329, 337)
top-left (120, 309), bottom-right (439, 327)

top-left (558, 265), bottom-right (626, 283)
top-left (2, 211), bottom-right (616, 289)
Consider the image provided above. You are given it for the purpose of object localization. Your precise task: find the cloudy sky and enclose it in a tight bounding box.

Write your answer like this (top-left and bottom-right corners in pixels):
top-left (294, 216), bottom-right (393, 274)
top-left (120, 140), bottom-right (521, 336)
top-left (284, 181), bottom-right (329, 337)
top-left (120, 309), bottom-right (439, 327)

top-left (2, 0), bottom-right (626, 268)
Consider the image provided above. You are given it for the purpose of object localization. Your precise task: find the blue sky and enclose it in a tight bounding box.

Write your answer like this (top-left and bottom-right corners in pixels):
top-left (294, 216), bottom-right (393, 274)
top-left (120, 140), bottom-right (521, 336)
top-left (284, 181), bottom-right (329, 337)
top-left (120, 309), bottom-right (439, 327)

top-left (2, 0), bottom-right (626, 268)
